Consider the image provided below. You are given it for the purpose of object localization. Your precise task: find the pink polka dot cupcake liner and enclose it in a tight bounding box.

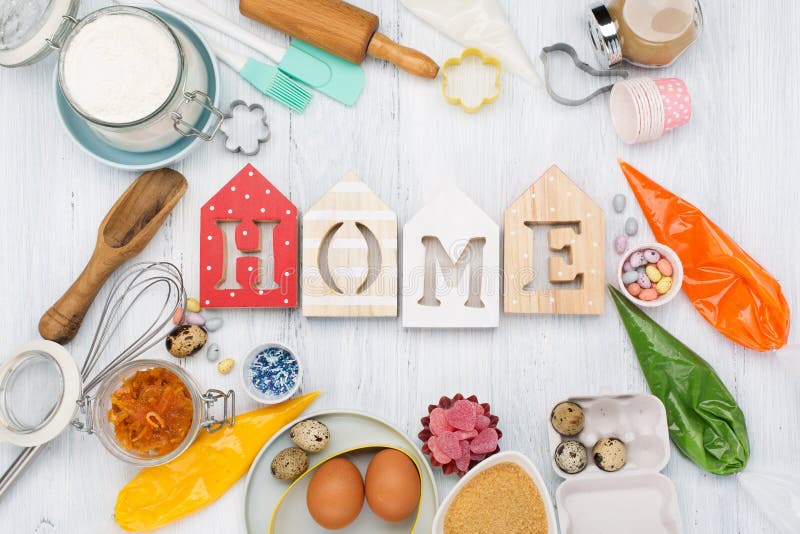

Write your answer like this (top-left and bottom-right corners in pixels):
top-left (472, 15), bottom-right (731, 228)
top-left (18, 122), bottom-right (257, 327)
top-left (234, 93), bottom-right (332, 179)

top-left (610, 77), bottom-right (691, 144)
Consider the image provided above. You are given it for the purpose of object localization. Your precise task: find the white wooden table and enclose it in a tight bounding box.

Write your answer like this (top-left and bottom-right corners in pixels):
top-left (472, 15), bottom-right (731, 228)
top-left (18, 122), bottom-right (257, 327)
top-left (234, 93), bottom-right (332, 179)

top-left (1, 1), bottom-right (798, 532)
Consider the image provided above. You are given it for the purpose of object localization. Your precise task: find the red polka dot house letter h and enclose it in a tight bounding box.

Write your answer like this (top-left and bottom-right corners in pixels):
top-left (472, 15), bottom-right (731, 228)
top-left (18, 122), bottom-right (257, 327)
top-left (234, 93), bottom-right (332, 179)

top-left (200, 164), bottom-right (298, 308)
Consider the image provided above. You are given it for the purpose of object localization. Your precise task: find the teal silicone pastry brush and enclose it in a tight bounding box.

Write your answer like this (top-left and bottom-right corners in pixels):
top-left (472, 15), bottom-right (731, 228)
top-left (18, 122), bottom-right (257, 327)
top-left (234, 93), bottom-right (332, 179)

top-left (209, 40), bottom-right (311, 113)
top-left (153, 0), bottom-right (364, 106)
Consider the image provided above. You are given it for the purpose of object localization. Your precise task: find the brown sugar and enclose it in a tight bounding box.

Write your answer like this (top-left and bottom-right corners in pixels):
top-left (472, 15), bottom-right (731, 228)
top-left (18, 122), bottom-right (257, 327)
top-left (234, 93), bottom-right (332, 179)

top-left (444, 462), bottom-right (548, 534)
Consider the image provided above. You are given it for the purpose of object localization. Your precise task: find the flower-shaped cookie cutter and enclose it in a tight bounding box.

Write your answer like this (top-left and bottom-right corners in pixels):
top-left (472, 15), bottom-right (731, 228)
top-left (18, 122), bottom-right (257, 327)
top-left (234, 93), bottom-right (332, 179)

top-left (441, 48), bottom-right (503, 113)
top-left (219, 100), bottom-right (271, 156)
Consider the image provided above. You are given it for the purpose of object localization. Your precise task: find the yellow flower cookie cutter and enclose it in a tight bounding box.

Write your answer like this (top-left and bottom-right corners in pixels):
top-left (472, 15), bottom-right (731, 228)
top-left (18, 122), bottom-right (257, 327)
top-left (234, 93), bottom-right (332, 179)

top-left (441, 48), bottom-right (503, 113)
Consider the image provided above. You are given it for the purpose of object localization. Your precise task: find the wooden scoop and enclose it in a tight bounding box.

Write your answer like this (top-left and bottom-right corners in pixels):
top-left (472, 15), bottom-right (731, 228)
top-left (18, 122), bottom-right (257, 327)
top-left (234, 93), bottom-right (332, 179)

top-left (39, 169), bottom-right (187, 344)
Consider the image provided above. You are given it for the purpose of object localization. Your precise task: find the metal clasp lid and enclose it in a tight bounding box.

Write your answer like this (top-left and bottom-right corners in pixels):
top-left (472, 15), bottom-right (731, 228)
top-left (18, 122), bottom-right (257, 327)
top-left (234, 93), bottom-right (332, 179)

top-left (46, 15), bottom-right (80, 51)
top-left (72, 395), bottom-right (95, 434)
top-left (200, 389), bottom-right (235, 434)
top-left (171, 90), bottom-right (225, 142)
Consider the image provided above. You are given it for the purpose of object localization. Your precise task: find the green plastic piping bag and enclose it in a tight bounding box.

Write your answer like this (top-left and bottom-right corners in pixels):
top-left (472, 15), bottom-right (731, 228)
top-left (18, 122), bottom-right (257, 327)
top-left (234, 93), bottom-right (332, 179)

top-left (608, 285), bottom-right (750, 475)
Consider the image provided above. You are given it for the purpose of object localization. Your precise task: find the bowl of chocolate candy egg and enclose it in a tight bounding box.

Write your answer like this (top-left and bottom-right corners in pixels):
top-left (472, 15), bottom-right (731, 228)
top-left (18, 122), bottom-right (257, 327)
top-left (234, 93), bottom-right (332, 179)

top-left (618, 243), bottom-right (683, 308)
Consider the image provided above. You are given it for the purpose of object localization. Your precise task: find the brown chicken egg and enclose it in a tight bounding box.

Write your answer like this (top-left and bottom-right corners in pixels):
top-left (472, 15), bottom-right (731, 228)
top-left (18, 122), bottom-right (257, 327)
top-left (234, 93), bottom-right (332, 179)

top-left (306, 457), bottom-right (364, 529)
top-left (365, 449), bottom-right (421, 523)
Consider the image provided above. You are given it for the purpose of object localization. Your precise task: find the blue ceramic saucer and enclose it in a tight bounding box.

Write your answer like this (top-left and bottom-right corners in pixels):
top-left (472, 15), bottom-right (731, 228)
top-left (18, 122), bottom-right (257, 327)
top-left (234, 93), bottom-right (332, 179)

top-left (54, 7), bottom-right (220, 171)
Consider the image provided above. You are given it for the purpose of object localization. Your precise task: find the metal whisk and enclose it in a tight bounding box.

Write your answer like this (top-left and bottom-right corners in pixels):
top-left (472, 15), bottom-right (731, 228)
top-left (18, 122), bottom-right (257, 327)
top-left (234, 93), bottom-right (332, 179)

top-left (0, 262), bottom-right (186, 499)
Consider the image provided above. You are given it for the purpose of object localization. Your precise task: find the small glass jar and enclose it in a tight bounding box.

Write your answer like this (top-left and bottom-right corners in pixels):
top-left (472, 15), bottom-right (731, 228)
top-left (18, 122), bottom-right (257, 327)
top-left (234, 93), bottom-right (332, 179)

top-left (0, 346), bottom-right (234, 467)
top-left (588, 0), bottom-right (703, 68)
top-left (91, 360), bottom-right (235, 466)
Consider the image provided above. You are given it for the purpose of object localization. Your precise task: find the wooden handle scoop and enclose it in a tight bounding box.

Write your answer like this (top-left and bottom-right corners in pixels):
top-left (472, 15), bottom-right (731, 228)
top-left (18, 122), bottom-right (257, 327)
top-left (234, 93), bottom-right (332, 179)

top-left (239, 0), bottom-right (439, 78)
top-left (38, 169), bottom-right (188, 344)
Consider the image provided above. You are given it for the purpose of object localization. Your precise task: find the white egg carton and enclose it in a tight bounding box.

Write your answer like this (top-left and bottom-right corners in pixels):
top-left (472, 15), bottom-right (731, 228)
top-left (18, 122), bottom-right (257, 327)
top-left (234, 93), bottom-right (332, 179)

top-left (547, 393), bottom-right (682, 534)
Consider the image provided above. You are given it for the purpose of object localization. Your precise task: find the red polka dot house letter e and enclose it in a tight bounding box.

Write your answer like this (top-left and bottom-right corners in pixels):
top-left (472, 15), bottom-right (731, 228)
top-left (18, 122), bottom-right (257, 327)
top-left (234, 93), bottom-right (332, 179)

top-left (200, 164), bottom-right (298, 308)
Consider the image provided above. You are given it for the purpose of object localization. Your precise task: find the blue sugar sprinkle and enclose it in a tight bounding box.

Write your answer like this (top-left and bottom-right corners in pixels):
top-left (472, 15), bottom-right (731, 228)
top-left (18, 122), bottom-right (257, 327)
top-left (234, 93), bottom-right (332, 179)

top-left (249, 346), bottom-right (299, 398)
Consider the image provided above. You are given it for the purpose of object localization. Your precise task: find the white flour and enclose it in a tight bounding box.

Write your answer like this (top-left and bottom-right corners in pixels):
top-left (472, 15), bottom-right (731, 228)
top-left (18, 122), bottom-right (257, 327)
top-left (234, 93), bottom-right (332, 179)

top-left (63, 13), bottom-right (179, 124)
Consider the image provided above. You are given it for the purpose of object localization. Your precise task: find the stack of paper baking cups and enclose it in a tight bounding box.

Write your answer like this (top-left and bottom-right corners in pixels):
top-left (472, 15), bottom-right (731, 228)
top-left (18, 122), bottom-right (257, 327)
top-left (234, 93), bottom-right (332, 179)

top-left (610, 77), bottom-right (691, 144)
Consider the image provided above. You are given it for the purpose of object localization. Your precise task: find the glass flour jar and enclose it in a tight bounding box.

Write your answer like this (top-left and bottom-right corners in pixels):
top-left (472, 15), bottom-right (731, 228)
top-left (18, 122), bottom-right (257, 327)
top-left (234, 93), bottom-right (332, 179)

top-left (0, 2), bottom-right (223, 152)
top-left (588, 0), bottom-right (703, 68)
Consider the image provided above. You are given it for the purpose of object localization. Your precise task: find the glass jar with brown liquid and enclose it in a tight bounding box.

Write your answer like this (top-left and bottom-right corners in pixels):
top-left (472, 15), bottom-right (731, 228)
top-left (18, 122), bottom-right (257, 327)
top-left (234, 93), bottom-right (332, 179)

top-left (588, 0), bottom-right (703, 68)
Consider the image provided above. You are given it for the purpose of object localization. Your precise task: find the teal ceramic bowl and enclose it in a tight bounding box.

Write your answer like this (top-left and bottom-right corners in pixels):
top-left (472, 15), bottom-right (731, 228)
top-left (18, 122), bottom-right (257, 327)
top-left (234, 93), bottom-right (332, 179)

top-left (54, 6), bottom-right (220, 171)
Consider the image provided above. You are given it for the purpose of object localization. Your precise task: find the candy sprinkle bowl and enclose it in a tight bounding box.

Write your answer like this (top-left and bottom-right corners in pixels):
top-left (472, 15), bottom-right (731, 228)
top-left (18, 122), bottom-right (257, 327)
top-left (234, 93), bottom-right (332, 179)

top-left (431, 451), bottom-right (557, 534)
top-left (241, 343), bottom-right (302, 405)
top-left (618, 242), bottom-right (684, 308)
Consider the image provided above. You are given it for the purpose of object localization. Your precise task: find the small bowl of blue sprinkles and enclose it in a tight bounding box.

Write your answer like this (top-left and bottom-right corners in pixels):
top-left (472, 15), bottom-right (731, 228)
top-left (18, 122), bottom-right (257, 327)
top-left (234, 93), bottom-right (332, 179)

top-left (241, 343), bottom-right (302, 404)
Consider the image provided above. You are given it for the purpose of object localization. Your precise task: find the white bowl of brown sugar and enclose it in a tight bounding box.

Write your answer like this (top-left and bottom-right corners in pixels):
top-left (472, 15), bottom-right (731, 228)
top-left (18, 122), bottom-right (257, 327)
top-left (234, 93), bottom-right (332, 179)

top-left (432, 450), bottom-right (557, 534)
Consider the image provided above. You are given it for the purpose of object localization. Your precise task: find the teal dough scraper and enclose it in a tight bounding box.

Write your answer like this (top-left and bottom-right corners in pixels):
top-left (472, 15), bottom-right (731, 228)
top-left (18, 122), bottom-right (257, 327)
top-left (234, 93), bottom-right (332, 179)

top-left (208, 39), bottom-right (312, 112)
top-left (154, 0), bottom-right (364, 106)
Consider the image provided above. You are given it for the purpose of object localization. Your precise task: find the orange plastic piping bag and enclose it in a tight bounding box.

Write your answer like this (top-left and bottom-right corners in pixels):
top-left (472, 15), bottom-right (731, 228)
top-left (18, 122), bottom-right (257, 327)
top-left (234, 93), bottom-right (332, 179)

top-left (619, 160), bottom-right (790, 352)
top-left (115, 391), bottom-right (319, 531)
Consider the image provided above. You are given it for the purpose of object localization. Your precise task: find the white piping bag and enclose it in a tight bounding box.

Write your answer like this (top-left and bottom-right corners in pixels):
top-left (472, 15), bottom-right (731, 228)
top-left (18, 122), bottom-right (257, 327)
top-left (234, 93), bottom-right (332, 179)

top-left (401, 0), bottom-right (540, 86)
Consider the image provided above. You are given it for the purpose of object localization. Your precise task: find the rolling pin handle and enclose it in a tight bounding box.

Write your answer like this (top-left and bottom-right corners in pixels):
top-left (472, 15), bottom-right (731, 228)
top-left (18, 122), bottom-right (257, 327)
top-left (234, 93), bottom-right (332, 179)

top-left (367, 32), bottom-right (439, 79)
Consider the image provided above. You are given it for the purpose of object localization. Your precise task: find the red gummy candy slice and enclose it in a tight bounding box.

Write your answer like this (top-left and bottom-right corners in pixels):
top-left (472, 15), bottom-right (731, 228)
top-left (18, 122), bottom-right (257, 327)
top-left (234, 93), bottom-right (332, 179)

top-left (427, 436), bottom-right (452, 464)
top-left (470, 453), bottom-right (486, 462)
top-left (470, 428), bottom-right (499, 454)
top-left (429, 407), bottom-right (452, 436)
top-left (438, 431), bottom-right (463, 460)
top-left (454, 430), bottom-right (478, 441)
top-left (446, 400), bottom-right (477, 431)
top-left (472, 402), bottom-right (484, 416)
top-left (475, 415), bottom-right (490, 431)
top-left (455, 440), bottom-right (471, 472)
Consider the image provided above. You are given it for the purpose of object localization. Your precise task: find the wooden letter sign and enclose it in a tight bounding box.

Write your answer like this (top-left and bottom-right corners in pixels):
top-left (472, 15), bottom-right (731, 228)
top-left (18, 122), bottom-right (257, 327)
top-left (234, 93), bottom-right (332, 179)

top-left (504, 165), bottom-right (604, 315)
top-left (200, 164), bottom-right (298, 308)
top-left (302, 172), bottom-right (397, 317)
top-left (402, 187), bottom-right (499, 328)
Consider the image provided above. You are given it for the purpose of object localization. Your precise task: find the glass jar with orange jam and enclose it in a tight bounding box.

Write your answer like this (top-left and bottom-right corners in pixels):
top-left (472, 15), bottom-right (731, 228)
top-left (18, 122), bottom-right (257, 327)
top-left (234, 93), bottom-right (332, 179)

top-left (92, 360), bottom-right (234, 466)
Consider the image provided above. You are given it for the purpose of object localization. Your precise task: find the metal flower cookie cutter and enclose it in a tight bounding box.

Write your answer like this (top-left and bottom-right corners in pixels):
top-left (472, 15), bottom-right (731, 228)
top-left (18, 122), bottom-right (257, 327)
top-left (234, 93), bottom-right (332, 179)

top-left (441, 48), bottom-right (502, 113)
top-left (219, 100), bottom-right (272, 156)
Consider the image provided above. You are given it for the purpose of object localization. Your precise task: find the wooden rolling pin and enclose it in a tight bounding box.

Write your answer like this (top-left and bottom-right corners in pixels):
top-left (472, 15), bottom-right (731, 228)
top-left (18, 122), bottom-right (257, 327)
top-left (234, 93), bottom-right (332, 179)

top-left (239, 0), bottom-right (439, 79)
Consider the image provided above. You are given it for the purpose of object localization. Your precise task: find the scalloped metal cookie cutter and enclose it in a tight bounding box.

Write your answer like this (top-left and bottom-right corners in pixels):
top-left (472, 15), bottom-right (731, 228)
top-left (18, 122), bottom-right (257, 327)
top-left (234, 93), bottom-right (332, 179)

top-left (219, 100), bottom-right (271, 156)
top-left (540, 43), bottom-right (628, 106)
top-left (441, 48), bottom-right (503, 113)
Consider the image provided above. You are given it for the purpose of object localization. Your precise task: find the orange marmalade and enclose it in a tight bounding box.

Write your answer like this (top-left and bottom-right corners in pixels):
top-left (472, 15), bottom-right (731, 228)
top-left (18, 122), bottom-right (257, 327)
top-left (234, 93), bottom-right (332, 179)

top-left (108, 367), bottom-right (194, 456)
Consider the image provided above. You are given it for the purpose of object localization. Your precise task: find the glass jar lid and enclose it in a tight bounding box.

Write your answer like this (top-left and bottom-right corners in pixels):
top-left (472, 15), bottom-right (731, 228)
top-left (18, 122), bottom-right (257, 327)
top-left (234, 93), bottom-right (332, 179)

top-left (0, 340), bottom-right (81, 447)
top-left (0, 0), bottom-right (79, 67)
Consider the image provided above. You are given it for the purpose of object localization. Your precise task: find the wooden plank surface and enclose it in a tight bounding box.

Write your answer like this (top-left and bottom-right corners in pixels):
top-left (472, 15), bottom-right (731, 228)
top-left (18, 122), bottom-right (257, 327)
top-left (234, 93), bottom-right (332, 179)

top-left (1, 1), bottom-right (799, 532)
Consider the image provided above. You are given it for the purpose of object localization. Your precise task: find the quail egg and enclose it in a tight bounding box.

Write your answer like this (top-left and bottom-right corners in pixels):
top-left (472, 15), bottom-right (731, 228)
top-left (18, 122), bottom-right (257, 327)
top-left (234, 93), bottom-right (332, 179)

top-left (550, 401), bottom-right (585, 436)
top-left (592, 438), bottom-right (627, 472)
top-left (271, 447), bottom-right (309, 480)
top-left (291, 419), bottom-right (330, 453)
top-left (554, 440), bottom-right (588, 474)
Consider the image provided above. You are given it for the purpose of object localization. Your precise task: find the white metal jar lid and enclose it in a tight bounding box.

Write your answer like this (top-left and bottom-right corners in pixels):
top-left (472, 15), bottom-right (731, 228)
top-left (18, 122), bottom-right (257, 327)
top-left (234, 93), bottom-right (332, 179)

top-left (0, 340), bottom-right (81, 447)
top-left (0, 0), bottom-right (80, 67)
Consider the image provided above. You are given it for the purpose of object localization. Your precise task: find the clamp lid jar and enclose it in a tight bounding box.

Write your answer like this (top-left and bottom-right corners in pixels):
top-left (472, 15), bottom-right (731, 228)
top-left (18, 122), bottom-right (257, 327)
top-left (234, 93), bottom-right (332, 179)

top-left (88, 360), bottom-right (234, 466)
top-left (588, 0), bottom-right (703, 68)
top-left (0, 3), bottom-right (223, 153)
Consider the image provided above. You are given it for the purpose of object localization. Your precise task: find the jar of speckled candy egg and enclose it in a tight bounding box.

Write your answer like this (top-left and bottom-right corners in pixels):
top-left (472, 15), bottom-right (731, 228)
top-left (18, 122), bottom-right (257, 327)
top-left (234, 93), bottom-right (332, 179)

top-left (618, 242), bottom-right (683, 307)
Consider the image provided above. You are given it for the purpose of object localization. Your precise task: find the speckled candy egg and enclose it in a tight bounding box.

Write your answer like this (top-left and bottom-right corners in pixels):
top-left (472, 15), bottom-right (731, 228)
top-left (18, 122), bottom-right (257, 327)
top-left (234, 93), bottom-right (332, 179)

top-left (555, 440), bottom-right (588, 474)
top-left (165, 324), bottom-right (207, 358)
top-left (271, 447), bottom-right (309, 480)
top-left (624, 217), bottom-right (639, 236)
top-left (629, 251), bottom-right (646, 268)
top-left (612, 194), bottom-right (627, 213)
top-left (637, 269), bottom-right (652, 289)
top-left (592, 438), bottom-right (627, 472)
top-left (643, 249), bottom-right (661, 263)
top-left (550, 402), bottom-right (585, 436)
top-left (291, 419), bottom-right (331, 453)
top-left (614, 235), bottom-right (628, 254)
